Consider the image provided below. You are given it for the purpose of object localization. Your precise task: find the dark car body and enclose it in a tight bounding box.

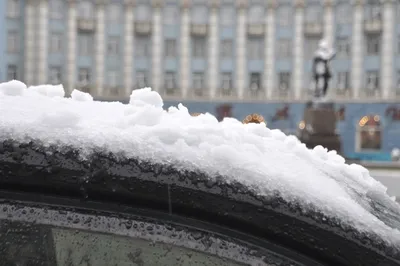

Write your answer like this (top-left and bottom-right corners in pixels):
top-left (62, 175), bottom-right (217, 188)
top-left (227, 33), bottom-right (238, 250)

top-left (1, 139), bottom-right (400, 265)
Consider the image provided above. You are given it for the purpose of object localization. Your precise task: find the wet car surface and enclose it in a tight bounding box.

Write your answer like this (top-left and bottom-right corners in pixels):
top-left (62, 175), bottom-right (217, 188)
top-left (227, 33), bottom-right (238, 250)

top-left (1, 140), bottom-right (400, 266)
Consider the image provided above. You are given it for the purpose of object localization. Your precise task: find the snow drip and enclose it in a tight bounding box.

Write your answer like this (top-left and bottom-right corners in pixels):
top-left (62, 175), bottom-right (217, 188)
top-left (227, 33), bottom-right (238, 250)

top-left (1, 80), bottom-right (400, 247)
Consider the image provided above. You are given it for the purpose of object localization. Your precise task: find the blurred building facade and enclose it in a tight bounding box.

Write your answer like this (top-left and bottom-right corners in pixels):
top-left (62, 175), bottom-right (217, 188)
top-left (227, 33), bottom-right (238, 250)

top-left (2, 0), bottom-right (400, 101)
top-left (1, 0), bottom-right (400, 161)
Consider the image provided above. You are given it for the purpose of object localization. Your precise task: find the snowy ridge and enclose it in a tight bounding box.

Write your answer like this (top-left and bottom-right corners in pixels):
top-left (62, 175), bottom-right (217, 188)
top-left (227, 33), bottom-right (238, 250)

top-left (1, 80), bottom-right (400, 247)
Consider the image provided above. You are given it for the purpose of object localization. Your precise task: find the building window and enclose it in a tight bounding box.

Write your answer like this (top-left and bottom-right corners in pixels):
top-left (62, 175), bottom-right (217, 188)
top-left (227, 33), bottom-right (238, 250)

top-left (192, 37), bottom-right (206, 58)
top-left (107, 70), bottom-right (118, 87)
top-left (7, 31), bottom-right (18, 53)
top-left (397, 2), bottom-right (400, 22)
top-left (49, 66), bottom-right (62, 84)
top-left (221, 40), bottom-right (233, 58)
top-left (50, 33), bottom-right (63, 53)
top-left (336, 72), bottom-right (349, 93)
top-left (50, 0), bottom-right (63, 19)
top-left (356, 115), bottom-right (382, 151)
top-left (305, 4), bottom-right (322, 23)
top-left (191, 5), bottom-right (208, 25)
top-left (277, 39), bottom-right (291, 58)
top-left (193, 72), bottom-right (205, 91)
top-left (220, 5), bottom-right (234, 26)
top-left (7, 0), bottom-right (19, 18)
top-left (397, 71), bottom-right (400, 94)
top-left (336, 3), bottom-right (352, 24)
top-left (397, 36), bottom-right (400, 54)
top-left (248, 38), bottom-right (263, 59)
top-left (78, 68), bottom-right (91, 85)
top-left (7, 65), bottom-right (17, 81)
top-left (278, 72), bottom-right (291, 92)
top-left (249, 73), bottom-right (261, 92)
top-left (248, 5), bottom-right (264, 25)
top-left (164, 5), bottom-right (178, 25)
top-left (135, 36), bottom-right (150, 57)
top-left (164, 72), bottom-right (176, 92)
top-left (277, 6), bottom-right (291, 27)
top-left (365, 71), bottom-right (380, 93)
top-left (136, 71), bottom-right (148, 89)
top-left (107, 4), bottom-right (120, 22)
top-left (365, 4), bottom-right (381, 20)
top-left (336, 38), bottom-right (350, 57)
top-left (78, 34), bottom-right (93, 55)
top-left (78, 1), bottom-right (94, 19)
top-left (366, 35), bottom-right (380, 55)
top-left (305, 38), bottom-right (319, 58)
top-left (164, 39), bottom-right (176, 57)
top-left (135, 4), bottom-right (151, 22)
top-left (220, 73), bottom-right (233, 95)
top-left (107, 37), bottom-right (120, 55)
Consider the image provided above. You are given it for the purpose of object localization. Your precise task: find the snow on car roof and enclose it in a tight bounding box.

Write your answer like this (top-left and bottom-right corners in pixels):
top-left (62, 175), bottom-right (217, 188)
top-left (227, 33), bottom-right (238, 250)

top-left (1, 80), bottom-right (400, 247)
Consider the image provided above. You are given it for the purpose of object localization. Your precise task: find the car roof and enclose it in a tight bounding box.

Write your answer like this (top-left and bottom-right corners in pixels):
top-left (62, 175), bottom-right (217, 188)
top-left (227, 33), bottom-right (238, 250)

top-left (1, 81), bottom-right (400, 265)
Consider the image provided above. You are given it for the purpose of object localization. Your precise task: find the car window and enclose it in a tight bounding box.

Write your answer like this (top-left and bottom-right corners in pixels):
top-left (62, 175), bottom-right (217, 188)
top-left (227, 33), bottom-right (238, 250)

top-left (1, 221), bottom-right (243, 266)
top-left (51, 228), bottom-right (245, 266)
top-left (0, 202), bottom-right (314, 266)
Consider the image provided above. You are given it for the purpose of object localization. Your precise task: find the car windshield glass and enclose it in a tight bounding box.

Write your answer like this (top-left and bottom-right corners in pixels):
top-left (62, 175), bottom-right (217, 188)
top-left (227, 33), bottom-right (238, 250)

top-left (0, 203), bottom-right (311, 266)
top-left (1, 80), bottom-right (400, 249)
top-left (1, 221), bottom-right (244, 266)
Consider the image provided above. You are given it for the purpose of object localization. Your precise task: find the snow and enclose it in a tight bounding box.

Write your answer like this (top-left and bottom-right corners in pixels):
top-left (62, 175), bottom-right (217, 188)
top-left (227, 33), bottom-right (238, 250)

top-left (1, 80), bottom-right (400, 247)
top-left (315, 39), bottom-right (336, 61)
top-left (71, 89), bottom-right (93, 102)
top-left (392, 148), bottom-right (400, 161)
top-left (0, 80), bottom-right (26, 96)
top-left (28, 84), bottom-right (65, 98)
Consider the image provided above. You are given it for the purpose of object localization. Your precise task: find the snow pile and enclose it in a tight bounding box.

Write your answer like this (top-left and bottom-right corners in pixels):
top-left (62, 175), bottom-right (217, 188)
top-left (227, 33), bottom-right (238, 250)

top-left (71, 89), bottom-right (93, 102)
top-left (28, 84), bottom-right (65, 98)
top-left (0, 80), bottom-right (27, 96)
top-left (1, 80), bottom-right (400, 247)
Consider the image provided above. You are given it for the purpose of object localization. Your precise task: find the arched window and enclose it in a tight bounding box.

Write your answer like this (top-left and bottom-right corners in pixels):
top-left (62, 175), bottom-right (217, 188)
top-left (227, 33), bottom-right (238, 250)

top-left (365, 2), bottom-right (381, 20)
top-left (356, 115), bottom-right (382, 151)
top-left (191, 5), bottom-right (208, 25)
top-left (164, 5), bottom-right (179, 25)
top-left (248, 5), bottom-right (264, 25)
top-left (78, 1), bottom-right (94, 19)
top-left (50, 0), bottom-right (64, 19)
top-left (277, 5), bottom-right (291, 27)
top-left (305, 4), bottom-right (322, 23)
top-left (220, 5), bottom-right (234, 26)
top-left (135, 4), bottom-right (151, 22)
top-left (336, 3), bottom-right (352, 24)
top-left (107, 3), bottom-right (121, 22)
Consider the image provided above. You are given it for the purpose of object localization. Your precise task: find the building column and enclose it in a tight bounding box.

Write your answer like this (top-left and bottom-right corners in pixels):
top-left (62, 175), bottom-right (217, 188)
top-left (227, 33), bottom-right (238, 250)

top-left (381, 0), bottom-right (394, 99)
top-left (324, 0), bottom-right (335, 47)
top-left (180, 0), bottom-right (190, 97)
top-left (37, 0), bottom-right (49, 84)
top-left (293, 0), bottom-right (304, 100)
top-left (24, 0), bottom-right (35, 86)
top-left (94, 0), bottom-right (106, 96)
top-left (67, 0), bottom-right (77, 94)
top-left (236, 0), bottom-right (247, 99)
top-left (265, 0), bottom-right (276, 99)
top-left (351, 0), bottom-right (364, 98)
top-left (123, 0), bottom-right (135, 95)
top-left (151, 0), bottom-right (163, 92)
top-left (208, 0), bottom-right (219, 98)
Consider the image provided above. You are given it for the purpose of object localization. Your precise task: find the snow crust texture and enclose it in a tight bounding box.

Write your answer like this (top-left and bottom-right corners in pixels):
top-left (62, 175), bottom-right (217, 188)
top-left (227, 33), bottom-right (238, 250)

top-left (1, 80), bottom-right (400, 247)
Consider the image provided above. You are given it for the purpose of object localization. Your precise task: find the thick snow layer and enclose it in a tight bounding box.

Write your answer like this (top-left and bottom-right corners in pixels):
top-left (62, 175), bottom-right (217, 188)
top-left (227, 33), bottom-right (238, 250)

top-left (1, 81), bottom-right (400, 247)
